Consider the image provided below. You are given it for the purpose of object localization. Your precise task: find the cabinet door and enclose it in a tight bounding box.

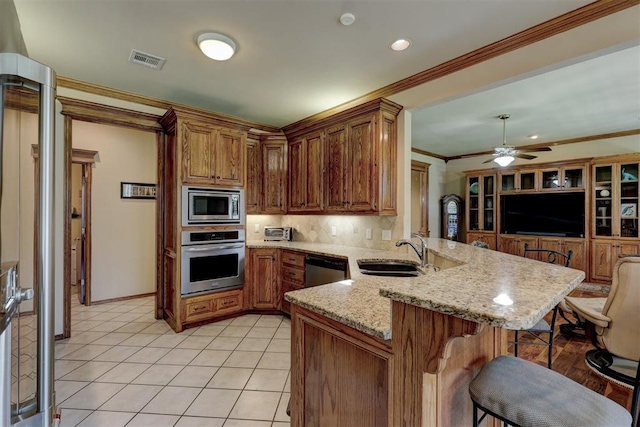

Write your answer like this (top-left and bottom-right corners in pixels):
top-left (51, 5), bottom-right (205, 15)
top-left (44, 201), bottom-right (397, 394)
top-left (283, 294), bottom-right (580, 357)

top-left (347, 116), bottom-right (376, 212)
top-left (250, 249), bottom-right (280, 309)
top-left (518, 170), bottom-right (537, 192)
top-left (563, 239), bottom-right (587, 273)
top-left (618, 242), bottom-right (640, 258)
top-left (262, 141), bottom-right (287, 214)
top-left (593, 164), bottom-right (614, 237)
top-left (591, 240), bottom-right (615, 282)
top-left (482, 175), bottom-right (496, 232)
top-left (246, 139), bottom-right (261, 214)
top-left (289, 133), bottom-right (324, 213)
top-left (288, 138), bottom-right (305, 212)
top-left (538, 237), bottom-right (585, 271)
top-left (468, 232), bottom-right (496, 250)
top-left (562, 166), bottom-right (585, 190)
top-left (325, 125), bottom-right (348, 212)
top-left (305, 133), bottom-right (325, 212)
top-left (618, 161), bottom-right (639, 239)
top-left (518, 236), bottom-right (538, 257)
top-left (182, 122), bottom-right (215, 184)
top-left (499, 236), bottom-right (515, 256)
top-left (215, 128), bottom-right (245, 187)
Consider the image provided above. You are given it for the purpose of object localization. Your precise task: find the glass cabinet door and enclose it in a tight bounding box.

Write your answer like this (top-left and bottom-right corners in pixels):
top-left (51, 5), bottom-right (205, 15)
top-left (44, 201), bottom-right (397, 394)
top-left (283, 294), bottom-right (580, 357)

top-left (483, 175), bottom-right (495, 231)
top-left (519, 171), bottom-right (536, 191)
top-left (468, 177), bottom-right (480, 231)
top-left (501, 173), bottom-right (516, 192)
top-left (594, 165), bottom-right (613, 237)
top-left (564, 167), bottom-right (584, 189)
top-left (619, 162), bottom-right (638, 238)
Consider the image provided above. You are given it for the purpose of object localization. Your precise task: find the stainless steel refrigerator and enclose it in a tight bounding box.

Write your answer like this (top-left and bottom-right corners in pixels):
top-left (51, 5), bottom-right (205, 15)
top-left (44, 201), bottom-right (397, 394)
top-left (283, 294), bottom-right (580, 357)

top-left (1, 52), bottom-right (57, 427)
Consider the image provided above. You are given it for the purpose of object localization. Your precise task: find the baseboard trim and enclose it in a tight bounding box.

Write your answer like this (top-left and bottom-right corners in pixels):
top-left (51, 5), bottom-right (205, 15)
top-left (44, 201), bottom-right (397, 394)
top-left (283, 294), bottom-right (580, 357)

top-left (55, 334), bottom-right (64, 341)
top-left (92, 292), bottom-right (155, 305)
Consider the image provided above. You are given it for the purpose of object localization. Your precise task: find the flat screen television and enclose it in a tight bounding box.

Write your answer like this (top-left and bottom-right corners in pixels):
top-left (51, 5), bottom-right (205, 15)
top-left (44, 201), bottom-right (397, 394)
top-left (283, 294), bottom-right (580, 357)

top-left (501, 192), bottom-right (585, 238)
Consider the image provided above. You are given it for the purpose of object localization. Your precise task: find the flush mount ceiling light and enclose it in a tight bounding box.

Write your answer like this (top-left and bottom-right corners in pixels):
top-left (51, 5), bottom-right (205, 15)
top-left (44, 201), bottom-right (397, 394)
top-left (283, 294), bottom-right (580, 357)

top-left (391, 39), bottom-right (411, 51)
top-left (197, 32), bottom-right (236, 61)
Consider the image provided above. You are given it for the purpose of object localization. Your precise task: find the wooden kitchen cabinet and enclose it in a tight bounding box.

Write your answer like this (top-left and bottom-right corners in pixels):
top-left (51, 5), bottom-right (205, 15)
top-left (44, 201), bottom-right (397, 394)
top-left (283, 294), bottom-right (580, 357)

top-left (540, 164), bottom-right (585, 191)
top-left (499, 169), bottom-right (538, 193)
top-left (248, 248), bottom-right (281, 310)
top-left (245, 134), bottom-right (288, 214)
top-left (466, 232), bottom-right (497, 250)
top-left (284, 98), bottom-right (401, 216)
top-left (182, 121), bottom-right (245, 187)
top-left (288, 132), bottom-right (324, 213)
top-left (590, 239), bottom-right (640, 282)
top-left (160, 107), bottom-right (247, 188)
top-left (281, 250), bottom-right (305, 315)
top-left (245, 136), bottom-right (261, 214)
top-left (262, 138), bottom-right (287, 214)
top-left (537, 237), bottom-right (587, 272)
top-left (180, 288), bottom-right (244, 325)
top-left (498, 235), bottom-right (538, 257)
top-left (466, 172), bottom-right (496, 247)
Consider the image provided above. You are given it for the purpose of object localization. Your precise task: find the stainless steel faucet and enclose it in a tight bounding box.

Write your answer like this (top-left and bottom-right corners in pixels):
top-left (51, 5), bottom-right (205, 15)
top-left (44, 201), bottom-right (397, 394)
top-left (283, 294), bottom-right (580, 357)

top-left (395, 232), bottom-right (429, 267)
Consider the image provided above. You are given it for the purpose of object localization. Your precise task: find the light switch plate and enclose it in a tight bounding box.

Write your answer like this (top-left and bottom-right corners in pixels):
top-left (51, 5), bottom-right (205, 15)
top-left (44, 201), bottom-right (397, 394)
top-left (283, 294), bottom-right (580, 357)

top-left (254, 224), bottom-right (260, 233)
top-left (352, 226), bottom-right (358, 234)
top-left (331, 226), bottom-right (337, 236)
top-left (382, 230), bottom-right (392, 241)
top-left (366, 229), bottom-right (372, 240)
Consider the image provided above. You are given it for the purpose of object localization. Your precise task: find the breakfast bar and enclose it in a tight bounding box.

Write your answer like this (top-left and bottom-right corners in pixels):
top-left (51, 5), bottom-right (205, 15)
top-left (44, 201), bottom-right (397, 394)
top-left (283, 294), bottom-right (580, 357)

top-left (282, 238), bottom-right (586, 427)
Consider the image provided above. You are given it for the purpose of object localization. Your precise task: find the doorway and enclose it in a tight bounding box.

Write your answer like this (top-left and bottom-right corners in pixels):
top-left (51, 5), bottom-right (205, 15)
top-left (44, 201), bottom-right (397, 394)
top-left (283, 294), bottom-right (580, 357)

top-left (70, 161), bottom-right (92, 305)
top-left (411, 160), bottom-right (430, 236)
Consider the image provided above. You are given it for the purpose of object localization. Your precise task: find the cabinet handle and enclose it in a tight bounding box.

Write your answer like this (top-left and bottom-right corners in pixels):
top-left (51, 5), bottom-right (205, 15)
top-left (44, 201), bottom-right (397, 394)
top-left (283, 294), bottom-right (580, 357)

top-left (217, 176), bottom-right (221, 179)
top-left (193, 304), bottom-right (207, 312)
top-left (220, 299), bottom-right (234, 307)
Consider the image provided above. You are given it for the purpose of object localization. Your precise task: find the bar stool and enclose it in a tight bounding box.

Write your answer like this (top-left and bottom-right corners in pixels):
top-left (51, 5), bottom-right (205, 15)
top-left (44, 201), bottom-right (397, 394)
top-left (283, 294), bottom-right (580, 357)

top-left (469, 355), bottom-right (633, 427)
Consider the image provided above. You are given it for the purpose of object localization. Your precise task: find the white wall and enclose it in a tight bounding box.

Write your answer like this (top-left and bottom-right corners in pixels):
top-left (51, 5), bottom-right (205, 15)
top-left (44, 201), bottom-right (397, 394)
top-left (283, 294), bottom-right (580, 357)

top-left (71, 121), bottom-right (157, 302)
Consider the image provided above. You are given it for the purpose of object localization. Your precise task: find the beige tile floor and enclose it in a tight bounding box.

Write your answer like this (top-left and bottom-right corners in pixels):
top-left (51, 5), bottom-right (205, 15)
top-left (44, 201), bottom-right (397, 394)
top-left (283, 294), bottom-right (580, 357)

top-left (56, 291), bottom-right (291, 427)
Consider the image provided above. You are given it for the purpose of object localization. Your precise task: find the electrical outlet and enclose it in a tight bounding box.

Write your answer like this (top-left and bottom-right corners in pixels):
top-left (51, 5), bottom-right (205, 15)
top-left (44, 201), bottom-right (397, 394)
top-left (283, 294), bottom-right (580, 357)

top-left (382, 230), bottom-right (392, 241)
top-left (366, 229), bottom-right (372, 240)
top-left (331, 226), bottom-right (337, 236)
top-left (254, 224), bottom-right (260, 233)
top-left (352, 226), bottom-right (358, 234)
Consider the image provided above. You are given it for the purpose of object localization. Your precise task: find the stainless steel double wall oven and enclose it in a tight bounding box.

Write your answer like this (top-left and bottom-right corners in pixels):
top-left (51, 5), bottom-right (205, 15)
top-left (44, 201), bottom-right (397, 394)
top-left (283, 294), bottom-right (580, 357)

top-left (180, 186), bottom-right (245, 296)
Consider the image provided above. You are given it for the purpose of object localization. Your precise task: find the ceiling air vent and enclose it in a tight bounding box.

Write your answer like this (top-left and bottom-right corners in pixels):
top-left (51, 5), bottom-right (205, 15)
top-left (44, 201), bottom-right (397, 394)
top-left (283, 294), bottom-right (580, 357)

top-left (128, 49), bottom-right (166, 70)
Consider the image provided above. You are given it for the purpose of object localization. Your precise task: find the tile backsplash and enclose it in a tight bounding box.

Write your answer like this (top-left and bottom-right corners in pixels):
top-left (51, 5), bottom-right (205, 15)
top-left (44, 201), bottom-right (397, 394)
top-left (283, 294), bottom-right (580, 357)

top-left (247, 215), bottom-right (403, 251)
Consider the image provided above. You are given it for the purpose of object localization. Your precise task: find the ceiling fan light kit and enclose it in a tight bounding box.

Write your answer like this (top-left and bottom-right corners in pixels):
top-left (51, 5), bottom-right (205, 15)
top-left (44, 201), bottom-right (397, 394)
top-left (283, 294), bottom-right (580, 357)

top-left (486, 113), bottom-right (551, 167)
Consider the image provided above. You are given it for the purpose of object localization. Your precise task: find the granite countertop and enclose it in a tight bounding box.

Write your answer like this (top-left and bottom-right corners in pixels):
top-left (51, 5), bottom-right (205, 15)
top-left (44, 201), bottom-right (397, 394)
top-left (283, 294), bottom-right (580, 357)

top-left (246, 239), bottom-right (585, 340)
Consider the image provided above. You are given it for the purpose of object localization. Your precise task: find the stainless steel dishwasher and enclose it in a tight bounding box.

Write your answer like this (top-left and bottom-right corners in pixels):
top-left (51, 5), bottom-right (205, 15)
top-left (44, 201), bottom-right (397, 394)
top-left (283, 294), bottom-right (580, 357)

top-left (304, 255), bottom-right (348, 287)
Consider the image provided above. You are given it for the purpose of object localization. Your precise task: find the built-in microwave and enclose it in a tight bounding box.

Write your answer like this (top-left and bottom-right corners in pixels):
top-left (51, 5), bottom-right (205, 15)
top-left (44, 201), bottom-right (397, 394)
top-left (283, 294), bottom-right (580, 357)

top-left (182, 186), bottom-right (244, 226)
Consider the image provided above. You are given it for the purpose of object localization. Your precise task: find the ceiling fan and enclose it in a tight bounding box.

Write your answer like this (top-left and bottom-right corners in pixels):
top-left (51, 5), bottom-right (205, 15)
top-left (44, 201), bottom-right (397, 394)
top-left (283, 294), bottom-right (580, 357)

top-left (483, 114), bottom-right (551, 166)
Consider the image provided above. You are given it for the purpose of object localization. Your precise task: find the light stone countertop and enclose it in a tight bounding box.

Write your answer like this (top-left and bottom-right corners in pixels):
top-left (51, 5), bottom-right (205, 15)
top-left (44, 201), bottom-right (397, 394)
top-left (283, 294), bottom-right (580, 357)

top-left (246, 239), bottom-right (585, 340)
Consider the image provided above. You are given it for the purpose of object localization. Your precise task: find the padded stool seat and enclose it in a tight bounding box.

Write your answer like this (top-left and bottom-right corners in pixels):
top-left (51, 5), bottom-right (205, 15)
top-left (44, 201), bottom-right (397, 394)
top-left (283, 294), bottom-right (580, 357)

top-left (469, 355), bottom-right (631, 427)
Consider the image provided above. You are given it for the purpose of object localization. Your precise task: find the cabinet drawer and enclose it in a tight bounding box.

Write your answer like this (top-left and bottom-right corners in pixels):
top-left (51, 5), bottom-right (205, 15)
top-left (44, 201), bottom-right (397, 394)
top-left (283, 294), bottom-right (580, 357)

top-left (282, 251), bottom-right (305, 268)
top-left (282, 266), bottom-right (304, 285)
top-left (184, 299), bottom-right (214, 321)
top-left (215, 291), bottom-right (243, 313)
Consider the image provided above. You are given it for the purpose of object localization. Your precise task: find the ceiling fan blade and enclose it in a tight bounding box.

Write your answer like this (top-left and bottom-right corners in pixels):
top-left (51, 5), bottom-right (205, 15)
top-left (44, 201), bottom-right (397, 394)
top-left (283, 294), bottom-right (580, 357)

top-left (519, 147), bottom-right (552, 153)
top-left (515, 153), bottom-right (537, 160)
top-left (482, 158), bottom-right (495, 164)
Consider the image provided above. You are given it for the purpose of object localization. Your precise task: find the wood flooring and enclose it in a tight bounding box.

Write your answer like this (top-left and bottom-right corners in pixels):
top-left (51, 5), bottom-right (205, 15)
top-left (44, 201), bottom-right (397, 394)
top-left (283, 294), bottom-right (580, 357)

top-left (506, 287), bottom-right (634, 412)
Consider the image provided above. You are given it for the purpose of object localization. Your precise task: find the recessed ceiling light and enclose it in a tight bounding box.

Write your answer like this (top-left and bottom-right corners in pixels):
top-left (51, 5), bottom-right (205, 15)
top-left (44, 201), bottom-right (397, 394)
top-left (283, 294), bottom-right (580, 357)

top-left (197, 32), bottom-right (236, 61)
top-left (528, 135), bottom-right (539, 140)
top-left (391, 39), bottom-right (411, 51)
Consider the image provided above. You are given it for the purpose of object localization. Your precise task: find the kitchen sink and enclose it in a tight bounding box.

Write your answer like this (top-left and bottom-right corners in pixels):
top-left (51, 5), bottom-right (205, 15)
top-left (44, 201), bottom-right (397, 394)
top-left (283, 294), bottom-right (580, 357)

top-left (357, 253), bottom-right (463, 277)
top-left (357, 259), bottom-right (422, 277)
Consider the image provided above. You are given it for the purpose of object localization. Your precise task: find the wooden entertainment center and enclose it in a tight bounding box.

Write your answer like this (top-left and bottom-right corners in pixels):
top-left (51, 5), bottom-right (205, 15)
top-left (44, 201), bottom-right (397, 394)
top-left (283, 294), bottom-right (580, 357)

top-left (465, 153), bottom-right (640, 283)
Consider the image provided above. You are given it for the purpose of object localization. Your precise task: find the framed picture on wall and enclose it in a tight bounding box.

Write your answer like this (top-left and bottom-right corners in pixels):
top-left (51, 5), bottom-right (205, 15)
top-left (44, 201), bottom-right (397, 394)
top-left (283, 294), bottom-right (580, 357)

top-left (620, 203), bottom-right (636, 218)
top-left (121, 182), bottom-right (156, 199)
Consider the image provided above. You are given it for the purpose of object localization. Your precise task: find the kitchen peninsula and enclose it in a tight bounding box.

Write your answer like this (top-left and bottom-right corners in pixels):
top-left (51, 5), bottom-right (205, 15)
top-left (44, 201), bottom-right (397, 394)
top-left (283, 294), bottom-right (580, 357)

top-left (274, 238), bottom-right (585, 427)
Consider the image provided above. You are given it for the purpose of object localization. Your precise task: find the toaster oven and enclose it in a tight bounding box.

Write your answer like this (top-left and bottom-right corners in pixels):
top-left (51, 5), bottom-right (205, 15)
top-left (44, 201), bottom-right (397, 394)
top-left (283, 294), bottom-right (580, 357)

top-left (264, 226), bottom-right (293, 241)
